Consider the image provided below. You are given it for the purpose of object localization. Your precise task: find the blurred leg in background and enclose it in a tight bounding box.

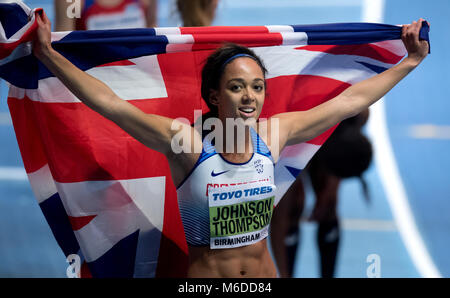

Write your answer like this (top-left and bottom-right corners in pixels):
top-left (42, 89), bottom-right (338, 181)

top-left (271, 110), bottom-right (372, 278)
top-left (270, 176), bottom-right (305, 278)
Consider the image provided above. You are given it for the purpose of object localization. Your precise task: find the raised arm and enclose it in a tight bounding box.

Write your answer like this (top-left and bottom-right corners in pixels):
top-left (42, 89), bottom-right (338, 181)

top-left (33, 11), bottom-right (192, 157)
top-left (274, 19), bottom-right (429, 150)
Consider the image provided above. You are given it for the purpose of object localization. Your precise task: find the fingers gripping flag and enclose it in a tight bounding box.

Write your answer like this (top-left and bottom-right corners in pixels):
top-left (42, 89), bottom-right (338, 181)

top-left (0, 3), bottom-right (429, 277)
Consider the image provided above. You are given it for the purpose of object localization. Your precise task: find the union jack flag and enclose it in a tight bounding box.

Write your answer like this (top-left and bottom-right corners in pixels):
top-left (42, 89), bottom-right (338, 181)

top-left (0, 2), bottom-right (429, 277)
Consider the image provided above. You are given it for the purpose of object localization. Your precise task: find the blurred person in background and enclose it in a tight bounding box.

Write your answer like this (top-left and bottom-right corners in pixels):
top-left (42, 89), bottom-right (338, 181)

top-left (54, 0), bottom-right (158, 31)
top-left (176, 0), bottom-right (218, 27)
top-left (271, 109), bottom-right (373, 278)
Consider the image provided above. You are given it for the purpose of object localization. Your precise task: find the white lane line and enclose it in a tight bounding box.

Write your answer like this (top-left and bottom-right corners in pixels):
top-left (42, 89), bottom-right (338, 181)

top-left (299, 218), bottom-right (397, 232)
top-left (363, 0), bottom-right (442, 278)
top-left (341, 218), bottom-right (397, 231)
top-left (0, 166), bottom-right (28, 181)
top-left (362, 0), bottom-right (384, 23)
top-left (0, 112), bottom-right (12, 125)
top-left (368, 102), bottom-right (442, 278)
top-left (409, 124), bottom-right (450, 140)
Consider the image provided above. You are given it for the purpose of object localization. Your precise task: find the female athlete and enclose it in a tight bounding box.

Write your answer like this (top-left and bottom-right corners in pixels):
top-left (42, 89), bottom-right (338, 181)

top-left (33, 11), bottom-right (429, 277)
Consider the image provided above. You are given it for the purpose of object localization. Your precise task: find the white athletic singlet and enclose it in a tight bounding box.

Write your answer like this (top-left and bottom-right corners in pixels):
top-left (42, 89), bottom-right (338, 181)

top-left (76, 0), bottom-right (147, 30)
top-left (176, 128), bottom-right (276, 249)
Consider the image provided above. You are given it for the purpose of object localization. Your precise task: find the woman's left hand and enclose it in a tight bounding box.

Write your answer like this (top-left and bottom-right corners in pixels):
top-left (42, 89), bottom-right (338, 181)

top-left (33, 10), bottom-right (53, 61)
top-left (402, 18), bottom-right (429, 65)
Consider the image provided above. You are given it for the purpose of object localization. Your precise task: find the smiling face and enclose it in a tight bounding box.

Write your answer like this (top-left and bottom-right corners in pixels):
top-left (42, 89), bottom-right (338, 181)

top-left (210, 57), bottom-right (266, 122)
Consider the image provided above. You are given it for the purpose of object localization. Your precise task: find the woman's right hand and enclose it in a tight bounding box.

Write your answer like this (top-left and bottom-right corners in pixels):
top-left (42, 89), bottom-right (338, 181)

top-left (33, 10), bottom-right (53, 60)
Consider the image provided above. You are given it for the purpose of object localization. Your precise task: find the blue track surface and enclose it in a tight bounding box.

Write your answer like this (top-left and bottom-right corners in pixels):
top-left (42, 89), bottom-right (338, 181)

top-left (384, 0), bottom-right (450, 277)
top-left (0, 0), bottom-right (447, 277)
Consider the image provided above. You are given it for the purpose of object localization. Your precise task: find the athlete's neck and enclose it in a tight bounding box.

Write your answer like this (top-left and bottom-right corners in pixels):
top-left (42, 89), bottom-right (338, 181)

top-left (221, 124), bottom-right (253, 155)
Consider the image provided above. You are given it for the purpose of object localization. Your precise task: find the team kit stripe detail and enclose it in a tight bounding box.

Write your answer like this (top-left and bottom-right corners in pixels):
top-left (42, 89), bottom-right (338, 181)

top-left (177, 128), bottom-right (275, 247)
top-left (250, 128), bottom-right (272, 159)
top-left (178, 203), bottom-right (210, 245)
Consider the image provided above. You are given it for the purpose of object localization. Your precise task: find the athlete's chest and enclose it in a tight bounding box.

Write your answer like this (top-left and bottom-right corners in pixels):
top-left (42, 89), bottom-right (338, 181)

top-left (191, 154), bottom-right (274, 198)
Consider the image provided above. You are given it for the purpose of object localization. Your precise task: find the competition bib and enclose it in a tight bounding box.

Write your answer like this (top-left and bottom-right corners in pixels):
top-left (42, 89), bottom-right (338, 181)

top-left (208, 183), bottom-right (276, 249)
